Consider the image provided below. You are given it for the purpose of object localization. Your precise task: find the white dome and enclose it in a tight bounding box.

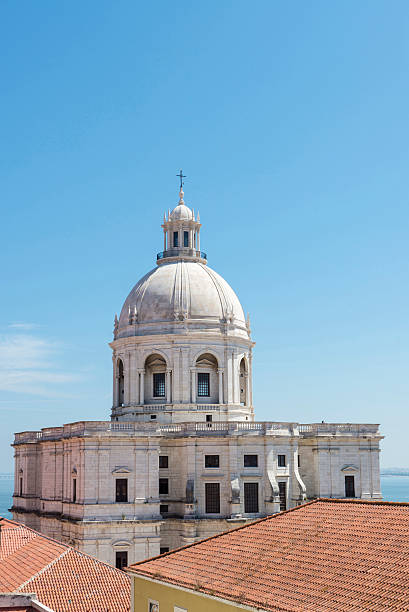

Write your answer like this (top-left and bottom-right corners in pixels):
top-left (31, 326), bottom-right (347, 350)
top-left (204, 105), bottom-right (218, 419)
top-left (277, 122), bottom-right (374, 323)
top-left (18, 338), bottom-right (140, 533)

top-left (118, 261), bottom-right (248, 339)
top-left (169, 203), bottom-right (193, 220)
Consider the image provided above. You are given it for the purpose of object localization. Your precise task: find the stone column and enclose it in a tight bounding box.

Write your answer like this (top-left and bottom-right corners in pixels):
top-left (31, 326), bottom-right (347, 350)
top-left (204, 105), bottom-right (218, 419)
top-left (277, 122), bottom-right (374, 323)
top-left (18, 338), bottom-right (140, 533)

top-left (197, 230), bottom-right (200, 251)
top-left (218, 369), bottom-right (224, 404)
top-left (163, 230), bottom-right (166, 251)
top-left (166, 369), bottom-right (171, 403)
top-left (191, 369), bottom-right (196, 403)
top-left (140, 370), bottom-right (145, 405)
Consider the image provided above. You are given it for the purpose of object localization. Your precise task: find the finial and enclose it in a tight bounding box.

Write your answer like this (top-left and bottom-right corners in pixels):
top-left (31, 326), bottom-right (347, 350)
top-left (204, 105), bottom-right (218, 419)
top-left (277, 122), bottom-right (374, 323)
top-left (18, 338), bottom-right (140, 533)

top-left (113, 314), bottom-right (119, 338)
top-left (197, 210), bottom-right (200, 222)
top-left (179, 188), bottom-right (185, 204)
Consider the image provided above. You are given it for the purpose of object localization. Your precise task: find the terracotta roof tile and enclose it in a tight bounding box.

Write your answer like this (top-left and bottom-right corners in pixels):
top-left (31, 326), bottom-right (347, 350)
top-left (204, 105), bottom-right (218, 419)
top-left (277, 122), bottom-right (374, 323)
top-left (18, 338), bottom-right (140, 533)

top-left (0, 518), bottom-right (130, 612)
top-left (128, 499), bottom-right (409, 612)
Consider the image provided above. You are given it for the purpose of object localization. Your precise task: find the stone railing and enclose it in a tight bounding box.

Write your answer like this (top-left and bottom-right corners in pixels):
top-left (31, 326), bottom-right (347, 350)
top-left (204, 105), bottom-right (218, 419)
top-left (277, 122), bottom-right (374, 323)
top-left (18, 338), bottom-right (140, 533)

top-left (14, 421), bottom-right (380, 444)
top-left (299, 423), bottom-right (380, 436)
top-left (113, 403), bottom-right (241, 413)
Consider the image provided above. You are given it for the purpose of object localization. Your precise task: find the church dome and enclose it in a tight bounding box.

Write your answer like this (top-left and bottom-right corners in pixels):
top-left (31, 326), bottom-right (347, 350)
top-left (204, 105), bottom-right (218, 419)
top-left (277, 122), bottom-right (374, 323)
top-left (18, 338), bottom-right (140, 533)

top-left (117, 260), bottom-right (248, 339)
top-left (169, 202), bottom-right (193, 220)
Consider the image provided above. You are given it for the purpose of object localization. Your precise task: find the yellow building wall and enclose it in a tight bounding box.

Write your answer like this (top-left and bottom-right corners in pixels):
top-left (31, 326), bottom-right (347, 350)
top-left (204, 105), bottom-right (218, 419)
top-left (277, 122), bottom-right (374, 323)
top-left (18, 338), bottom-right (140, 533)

top-left (133, 575), bottom-right (250, 612)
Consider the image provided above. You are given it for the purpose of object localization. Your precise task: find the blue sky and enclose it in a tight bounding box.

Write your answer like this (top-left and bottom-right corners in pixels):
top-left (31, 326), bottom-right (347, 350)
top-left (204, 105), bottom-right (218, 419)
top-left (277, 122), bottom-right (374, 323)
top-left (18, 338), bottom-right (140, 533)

top-left (1, 0), bottom-right (408, 469)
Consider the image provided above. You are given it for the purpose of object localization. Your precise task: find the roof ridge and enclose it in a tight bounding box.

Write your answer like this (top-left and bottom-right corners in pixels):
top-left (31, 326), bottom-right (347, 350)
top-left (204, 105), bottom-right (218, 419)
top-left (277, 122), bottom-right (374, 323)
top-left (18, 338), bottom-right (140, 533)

top-left (1, 516), bottom-right (130, 577)
top-left (16, 547), bottom-right (70, 590)
top-left (128, 499), bottom-right (320, 570)
top-left (317, 497), bottom-right (409, 507)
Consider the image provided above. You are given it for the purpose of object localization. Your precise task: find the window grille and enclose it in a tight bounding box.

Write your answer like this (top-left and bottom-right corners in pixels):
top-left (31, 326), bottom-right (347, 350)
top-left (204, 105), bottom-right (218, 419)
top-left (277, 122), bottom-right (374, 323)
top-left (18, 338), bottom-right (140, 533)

top-left (345, 475), bottom-right (355, 498)
top-left (205, 455), bottom-right (219, 468)
top-left (244, 454), bottom-right (258, 467)
top-left (244, 482), bottom-right (259, 513)
top-left (153, 372), bottom-right (165, 397)
top-left (159, 455), bottom-right (168, 469)
top-left (159, 478), bottom-right (169, 495)
top-left (173, 231), bottom-right (179, 247)
top-left (278, 454), bottom-right (286, 467)
top-left (197, 372), bottom-right (210, 396)
top-left (184, 231), bottom-right (189, 247)
top-left (115, 551), bottom-right (128, 570)
top-left (115, 479), bottom-right (128, 503)
top-left (160, 504), bottom-right (169, 514)
top-left (278, 481), bottom-right (286, 511)
top-left (205, 482), bottom-right (220, 513)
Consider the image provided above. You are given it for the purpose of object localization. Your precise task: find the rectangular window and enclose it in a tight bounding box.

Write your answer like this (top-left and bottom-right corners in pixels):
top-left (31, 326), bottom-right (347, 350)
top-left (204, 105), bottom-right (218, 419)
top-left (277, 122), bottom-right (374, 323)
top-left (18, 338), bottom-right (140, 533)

top-left (72, 478), bottom-right (77, 503)
top-left (206, 414), bottom-right (212, 422)
top-left (160, 547), bottom-right (169, 554)
top-left (197, 372), bottom-right (210, 396)
top-left (173, 231), bottom-right (179, 247)
top-left (278, 454), bottom-right (286, 467)
top-left (153, 372), bottom-right (165, 397)
top-left (184, 231), bottom-right (189, 247)
top-left (244, 482), bottom-right (259, 513)
top-left (160, 504), bottom-right (169, 514)
top-left (278, 481), bottom-right (286, 511)
top-left (205, 455), bottom-right (219, 468)
top-left (244, 454), bottom-right (258, 468)
top-left (115, 478), bottom-right (128, 503)
top-left (205, 482), bottom-right (220, 514)
top-left (115, 550), bottom-right (128, 570)
top-left (159, 455), bottom-right (169, 469)
top-left (345, 475), bottom-right (355, 498)
top-left (297, 454), bottom-right (300, 468)
top-left (19, 477), bottom-right (23, 497)
top-left (159, 478), bottom-right (169, 495)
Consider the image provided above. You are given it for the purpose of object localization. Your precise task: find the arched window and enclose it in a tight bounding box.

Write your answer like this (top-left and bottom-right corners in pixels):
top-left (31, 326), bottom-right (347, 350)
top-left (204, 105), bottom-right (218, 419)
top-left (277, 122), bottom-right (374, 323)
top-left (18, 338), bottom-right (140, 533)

top-left (195, 353), bottom-right (218, 403)
top-left (144, 354), bottom-right (167, 402)
top-left (117, 359), bottom-right (124, 407)
top-left (240, 357), bottom-right (248, 406)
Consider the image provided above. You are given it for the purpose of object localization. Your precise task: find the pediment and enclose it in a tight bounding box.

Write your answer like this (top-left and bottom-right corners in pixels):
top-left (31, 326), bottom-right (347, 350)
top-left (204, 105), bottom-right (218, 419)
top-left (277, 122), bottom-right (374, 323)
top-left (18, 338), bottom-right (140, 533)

top-left (112, 466), bottom-right (131, 474)
top-left (112, 539), bottom-right (132, 547)
top-left (341, 464), bottom-right (359, 473)
top-left (196, 358), bottom-right (216, 367)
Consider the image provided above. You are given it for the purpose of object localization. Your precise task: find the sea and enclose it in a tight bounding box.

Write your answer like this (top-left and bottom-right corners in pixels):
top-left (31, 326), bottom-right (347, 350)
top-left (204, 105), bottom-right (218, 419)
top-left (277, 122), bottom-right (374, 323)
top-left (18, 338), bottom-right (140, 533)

top-left (0, 474), bottom-right (408, 520)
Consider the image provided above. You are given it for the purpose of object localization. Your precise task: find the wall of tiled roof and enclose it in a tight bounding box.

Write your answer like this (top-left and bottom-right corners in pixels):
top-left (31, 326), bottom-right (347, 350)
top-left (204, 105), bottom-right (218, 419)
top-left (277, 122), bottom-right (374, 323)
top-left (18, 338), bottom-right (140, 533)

top-left (128, 499), bottom-right (409, 612)
top-left (0, 518), bottom-right (130, 612)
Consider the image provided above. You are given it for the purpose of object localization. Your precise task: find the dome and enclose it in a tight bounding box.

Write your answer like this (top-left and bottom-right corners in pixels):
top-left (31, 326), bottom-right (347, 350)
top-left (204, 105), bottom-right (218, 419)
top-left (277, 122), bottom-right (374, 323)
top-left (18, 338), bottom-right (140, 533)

top-left (169, 203), bottom-right (193, 221)
top-left (117, 260), bottom-right (248, 339)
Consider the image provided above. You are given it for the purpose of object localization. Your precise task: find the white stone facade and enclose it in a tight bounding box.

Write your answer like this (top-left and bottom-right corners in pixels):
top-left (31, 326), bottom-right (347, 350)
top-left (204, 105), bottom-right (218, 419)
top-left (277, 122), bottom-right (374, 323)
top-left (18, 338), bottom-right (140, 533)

top-left (12, 185), bottom-right (383, 569)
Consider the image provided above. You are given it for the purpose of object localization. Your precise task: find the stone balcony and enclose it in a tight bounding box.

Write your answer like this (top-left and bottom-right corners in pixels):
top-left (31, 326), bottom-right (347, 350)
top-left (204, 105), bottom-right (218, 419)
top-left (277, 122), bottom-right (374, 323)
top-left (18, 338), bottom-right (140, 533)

top-left (13, 421), bottom-right (381, 445)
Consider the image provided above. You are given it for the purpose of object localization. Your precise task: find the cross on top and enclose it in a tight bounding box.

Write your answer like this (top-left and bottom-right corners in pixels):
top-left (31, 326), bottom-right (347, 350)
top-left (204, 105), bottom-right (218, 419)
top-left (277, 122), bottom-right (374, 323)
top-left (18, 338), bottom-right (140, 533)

top-left (177, 169), bottom-right (186, 190)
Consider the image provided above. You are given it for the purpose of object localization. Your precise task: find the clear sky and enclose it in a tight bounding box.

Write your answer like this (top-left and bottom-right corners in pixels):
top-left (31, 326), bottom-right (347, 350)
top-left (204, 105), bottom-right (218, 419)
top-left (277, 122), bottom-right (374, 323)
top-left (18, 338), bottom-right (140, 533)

top-left (1, 1), bottom-right (408, 470)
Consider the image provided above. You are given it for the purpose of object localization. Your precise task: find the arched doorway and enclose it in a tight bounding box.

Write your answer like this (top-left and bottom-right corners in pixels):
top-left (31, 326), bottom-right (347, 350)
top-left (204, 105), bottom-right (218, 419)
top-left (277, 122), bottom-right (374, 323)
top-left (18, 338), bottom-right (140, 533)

top-left (144, 354), bottom-right (167, 403)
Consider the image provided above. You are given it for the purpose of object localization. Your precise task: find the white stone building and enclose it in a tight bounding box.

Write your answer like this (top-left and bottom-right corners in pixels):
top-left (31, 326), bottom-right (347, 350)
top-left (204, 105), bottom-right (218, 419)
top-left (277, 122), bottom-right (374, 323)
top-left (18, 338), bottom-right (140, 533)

top-left (11, 185), bottom-right (383, 570)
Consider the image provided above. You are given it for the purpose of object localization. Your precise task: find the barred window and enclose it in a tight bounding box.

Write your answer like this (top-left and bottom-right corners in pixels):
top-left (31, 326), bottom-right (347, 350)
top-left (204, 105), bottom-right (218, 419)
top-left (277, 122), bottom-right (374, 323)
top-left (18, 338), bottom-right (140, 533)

top-left (205, 482), bottom-right (220, 513)
top-left (345, 475), bottom-right (355, 498)
top-left (197, 372), bottom-right (210, 396)
top-left (159, 455), bottom-right (168, 469)
top-left (115, 551), bottom-right (128, 570)
top-left (173, 231), bottom-right (179, 247)
top-left (159, 478), bottom-right (169, 495)
top-left (153, 372), bottom-right (165, 397)
top-left (205, 455), bottom-right (219, 468)
top-left (244, 482), bottom-right (259, 513)
top-left (278, 481), bottom-right (286, 511)
top-left (159, 504), bottom-right (169, 514)
top-left (115, 478), bottom-right (128, 503)
top-left (278, 454), bottom-right (286, 467)
top-left (184, 231), bottom-right (189, 247)
top-left (244, 454), bottom-right (258, 467)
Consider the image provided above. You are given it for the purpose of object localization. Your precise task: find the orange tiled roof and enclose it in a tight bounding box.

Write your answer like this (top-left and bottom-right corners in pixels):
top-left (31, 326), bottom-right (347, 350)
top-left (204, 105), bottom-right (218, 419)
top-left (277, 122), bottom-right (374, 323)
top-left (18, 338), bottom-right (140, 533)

top-left (0, 518), bottom-right (130, 612)
top-left (128, 499), bottom-right (409, 612)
